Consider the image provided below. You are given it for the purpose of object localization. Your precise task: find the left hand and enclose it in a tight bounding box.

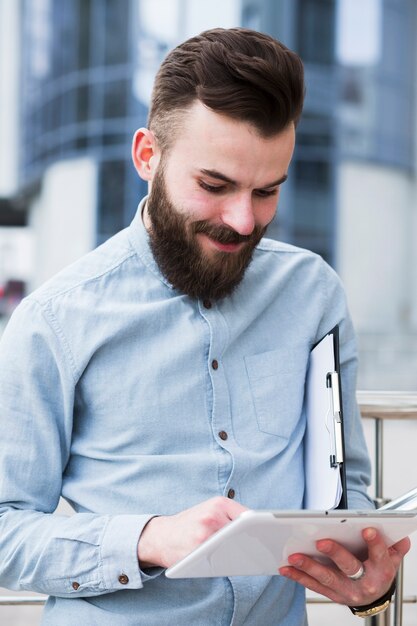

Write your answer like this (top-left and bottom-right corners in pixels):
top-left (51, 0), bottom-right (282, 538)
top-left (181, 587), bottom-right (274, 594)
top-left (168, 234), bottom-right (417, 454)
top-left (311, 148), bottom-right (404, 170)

top-left (279, 528), bottom-right (410, 606)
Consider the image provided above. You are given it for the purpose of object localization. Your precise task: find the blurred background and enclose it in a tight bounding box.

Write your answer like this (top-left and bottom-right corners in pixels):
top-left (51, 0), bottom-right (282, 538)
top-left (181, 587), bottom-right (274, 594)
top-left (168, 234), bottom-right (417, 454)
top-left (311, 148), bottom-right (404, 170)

top-left (0, 0), bottom-right (416, 624)
top-left (1, 0), bottom-right (417, 389)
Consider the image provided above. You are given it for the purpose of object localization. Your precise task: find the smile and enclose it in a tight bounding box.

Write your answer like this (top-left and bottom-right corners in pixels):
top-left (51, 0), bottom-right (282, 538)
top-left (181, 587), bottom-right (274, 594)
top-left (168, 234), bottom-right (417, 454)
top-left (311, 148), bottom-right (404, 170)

top-left (197, 233), bottom-right (245, 254)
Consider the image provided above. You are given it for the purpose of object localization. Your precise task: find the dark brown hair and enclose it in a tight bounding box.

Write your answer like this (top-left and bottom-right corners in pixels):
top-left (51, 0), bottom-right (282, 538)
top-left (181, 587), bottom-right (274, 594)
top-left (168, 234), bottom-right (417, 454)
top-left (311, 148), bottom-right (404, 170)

top-left (148, 27), bottom-right (305, 151)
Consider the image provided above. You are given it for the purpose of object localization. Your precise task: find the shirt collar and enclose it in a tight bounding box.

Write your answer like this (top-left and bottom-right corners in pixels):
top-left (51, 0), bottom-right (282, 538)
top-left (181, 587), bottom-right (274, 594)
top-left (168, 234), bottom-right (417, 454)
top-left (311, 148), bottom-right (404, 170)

top-left (128, 196), bottom-right (174, 289)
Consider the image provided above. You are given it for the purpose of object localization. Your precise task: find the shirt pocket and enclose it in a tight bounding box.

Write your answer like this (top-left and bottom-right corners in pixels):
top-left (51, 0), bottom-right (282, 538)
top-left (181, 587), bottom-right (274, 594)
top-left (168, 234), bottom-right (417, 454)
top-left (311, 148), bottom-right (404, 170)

top-left (244, 347), bottom-right (306, 439)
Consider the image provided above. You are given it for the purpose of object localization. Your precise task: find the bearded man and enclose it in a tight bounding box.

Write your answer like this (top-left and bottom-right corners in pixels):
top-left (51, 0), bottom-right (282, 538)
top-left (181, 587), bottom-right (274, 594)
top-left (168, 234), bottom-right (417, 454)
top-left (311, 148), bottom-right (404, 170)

top-left (0, 28), bottom-right (408, 626)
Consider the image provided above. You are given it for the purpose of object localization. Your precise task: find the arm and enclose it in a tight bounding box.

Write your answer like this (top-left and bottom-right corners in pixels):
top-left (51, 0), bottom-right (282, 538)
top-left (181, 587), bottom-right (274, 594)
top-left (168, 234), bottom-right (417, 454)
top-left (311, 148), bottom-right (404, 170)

top-left (0, 299), bottom-right (246, 596)
top-left (0, 299), bottom-right (153, 596)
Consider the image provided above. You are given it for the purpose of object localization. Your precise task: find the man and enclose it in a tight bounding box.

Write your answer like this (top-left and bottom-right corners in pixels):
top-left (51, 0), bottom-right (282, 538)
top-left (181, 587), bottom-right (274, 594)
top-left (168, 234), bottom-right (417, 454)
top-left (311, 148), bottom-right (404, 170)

top-left (0, 28), bottom-right (409, 625)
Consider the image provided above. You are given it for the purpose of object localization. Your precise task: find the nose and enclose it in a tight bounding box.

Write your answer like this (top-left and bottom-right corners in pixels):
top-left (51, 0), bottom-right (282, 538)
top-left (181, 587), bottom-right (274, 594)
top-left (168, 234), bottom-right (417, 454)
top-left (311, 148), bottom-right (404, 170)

top-left (220, 194), bottom-right (256, 236)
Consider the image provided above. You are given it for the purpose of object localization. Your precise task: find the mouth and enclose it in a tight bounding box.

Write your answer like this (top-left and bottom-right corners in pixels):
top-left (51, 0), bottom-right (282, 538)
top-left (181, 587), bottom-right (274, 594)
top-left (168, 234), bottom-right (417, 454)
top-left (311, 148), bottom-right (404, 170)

top-left (197, 233), bottom-right (245, 254)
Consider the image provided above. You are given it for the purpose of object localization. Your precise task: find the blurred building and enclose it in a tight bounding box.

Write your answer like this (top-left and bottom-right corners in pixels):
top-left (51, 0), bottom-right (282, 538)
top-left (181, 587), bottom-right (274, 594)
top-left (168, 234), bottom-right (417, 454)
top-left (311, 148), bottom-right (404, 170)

top-left (334, 0), bottom-right (417, 389)
top-left (1, 0), bottom-right (417, 387)
top-left (0, 0), bottom-right (31, 325)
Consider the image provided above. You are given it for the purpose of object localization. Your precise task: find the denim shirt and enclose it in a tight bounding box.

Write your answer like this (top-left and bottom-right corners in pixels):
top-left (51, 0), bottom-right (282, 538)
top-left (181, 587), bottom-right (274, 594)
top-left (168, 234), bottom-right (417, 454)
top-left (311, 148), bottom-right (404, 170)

top-left (0, 198), bottom-right (371, 625)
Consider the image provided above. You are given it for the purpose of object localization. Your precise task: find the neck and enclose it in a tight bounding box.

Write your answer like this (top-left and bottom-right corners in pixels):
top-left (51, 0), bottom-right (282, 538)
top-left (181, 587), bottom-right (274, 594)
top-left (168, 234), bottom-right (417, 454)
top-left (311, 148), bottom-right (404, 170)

top-left (142, 202), bottom-right (152, 231)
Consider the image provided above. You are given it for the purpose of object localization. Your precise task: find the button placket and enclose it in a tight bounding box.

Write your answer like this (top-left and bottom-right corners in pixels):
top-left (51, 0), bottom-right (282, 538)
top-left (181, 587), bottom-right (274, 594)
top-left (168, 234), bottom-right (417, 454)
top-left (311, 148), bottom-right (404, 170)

top-left (200, 299), bottom-right (235, 505)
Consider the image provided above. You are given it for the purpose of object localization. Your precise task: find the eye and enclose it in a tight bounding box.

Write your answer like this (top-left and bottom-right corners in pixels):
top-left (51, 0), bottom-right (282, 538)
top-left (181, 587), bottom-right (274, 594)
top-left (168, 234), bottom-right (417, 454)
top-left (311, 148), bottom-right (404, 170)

top-left (254, 188), bottom-right (279, 198)
top-left (198, 181), bottom-right (226, 194)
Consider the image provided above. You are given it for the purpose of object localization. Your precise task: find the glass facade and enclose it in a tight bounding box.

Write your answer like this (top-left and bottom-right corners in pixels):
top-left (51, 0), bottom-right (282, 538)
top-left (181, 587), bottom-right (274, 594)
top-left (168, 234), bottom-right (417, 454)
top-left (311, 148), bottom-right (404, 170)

top-left (292, 0), bottom-right (337, 263)
top-left (337, 0), bottom-right (416, 170)
top-left (20, 0), bottom-right (147, 243)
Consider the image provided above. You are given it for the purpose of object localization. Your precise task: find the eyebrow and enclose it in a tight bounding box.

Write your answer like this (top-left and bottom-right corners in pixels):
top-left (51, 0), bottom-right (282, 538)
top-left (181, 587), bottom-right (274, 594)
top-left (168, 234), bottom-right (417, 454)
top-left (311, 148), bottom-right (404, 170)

top-left (199, 168), bottom-right (288, 188)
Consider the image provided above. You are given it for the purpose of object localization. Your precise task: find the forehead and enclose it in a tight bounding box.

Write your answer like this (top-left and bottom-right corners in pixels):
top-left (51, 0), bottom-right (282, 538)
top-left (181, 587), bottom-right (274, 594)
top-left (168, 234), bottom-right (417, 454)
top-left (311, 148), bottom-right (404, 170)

top-left (165, 101), bottom-right (295, 184)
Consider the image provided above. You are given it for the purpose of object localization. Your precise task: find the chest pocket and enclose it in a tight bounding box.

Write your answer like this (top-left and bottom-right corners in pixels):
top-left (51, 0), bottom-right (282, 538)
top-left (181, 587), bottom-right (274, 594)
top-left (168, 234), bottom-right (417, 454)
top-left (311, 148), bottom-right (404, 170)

top-left (244, 347), bottom-right (307, 438)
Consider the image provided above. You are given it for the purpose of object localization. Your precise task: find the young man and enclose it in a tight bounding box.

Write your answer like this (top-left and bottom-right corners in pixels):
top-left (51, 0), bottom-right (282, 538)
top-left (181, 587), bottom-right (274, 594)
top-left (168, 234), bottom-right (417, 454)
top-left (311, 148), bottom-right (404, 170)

top-left (0, 28), bottom-right (408, 625)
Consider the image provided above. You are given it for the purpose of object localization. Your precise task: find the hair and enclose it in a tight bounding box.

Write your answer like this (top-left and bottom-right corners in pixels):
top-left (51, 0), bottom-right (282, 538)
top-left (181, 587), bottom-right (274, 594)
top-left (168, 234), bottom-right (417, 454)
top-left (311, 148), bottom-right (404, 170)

top-left (148, 27), bottom-right (305, 152)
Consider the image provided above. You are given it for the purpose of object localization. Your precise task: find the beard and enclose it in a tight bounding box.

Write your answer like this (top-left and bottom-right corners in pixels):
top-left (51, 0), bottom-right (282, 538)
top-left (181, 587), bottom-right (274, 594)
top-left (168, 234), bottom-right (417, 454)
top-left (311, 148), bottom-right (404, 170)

top-left (146, 166), bottom-right (268, 300)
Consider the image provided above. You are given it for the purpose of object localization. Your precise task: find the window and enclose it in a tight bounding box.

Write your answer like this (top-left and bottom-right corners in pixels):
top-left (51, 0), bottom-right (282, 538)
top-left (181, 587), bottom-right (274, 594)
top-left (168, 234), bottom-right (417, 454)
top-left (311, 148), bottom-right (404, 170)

top-left (98, 160), bottom-right (126, 237)
top-left (297, 0), bottom-right (335, 65)
top-left (103, 80), bottom-right (128, 119)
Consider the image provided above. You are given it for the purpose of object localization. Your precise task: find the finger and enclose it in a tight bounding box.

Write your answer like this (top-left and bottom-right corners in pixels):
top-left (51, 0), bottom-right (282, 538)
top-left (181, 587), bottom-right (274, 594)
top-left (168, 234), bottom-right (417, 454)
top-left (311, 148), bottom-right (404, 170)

top-left (362, 528), bottom-right (394, 564)
top-left (210, 497), bottom-right (248, 522)
top-left (225, 499), bottom-right (249, 520)
top-left (286, 553), bottom-right (341, 589)
top-left (361, 529), bottom-right (407, 594)
top-left (279, 565), bottom-right (344, 604)
top-left (361, 529), bottom-right (410, 569)
top-left (388, 536), bottom-right (411, 564)
top-left (315, 538), bottom-right (363, 578)
top-left (194, 496), bottom-right (248, 525)
top-left (281, 555), bottom-right (384, 607)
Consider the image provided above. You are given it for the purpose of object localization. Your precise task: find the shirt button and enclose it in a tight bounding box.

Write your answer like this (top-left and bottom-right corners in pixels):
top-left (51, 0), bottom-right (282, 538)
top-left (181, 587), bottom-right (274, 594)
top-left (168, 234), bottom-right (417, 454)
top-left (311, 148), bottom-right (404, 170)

top-left (118, 574), bottom-right (129, 585)
top-left (203, 299), bottom-right (212, 309)
top-left (72, 582), bottom-right (80, 590)
top-left (227, 488), bottom-right (235, 499)
top-left (211, 359), bottom-right (219, 370)
top-left (218, 430), bottom-right (228, 441)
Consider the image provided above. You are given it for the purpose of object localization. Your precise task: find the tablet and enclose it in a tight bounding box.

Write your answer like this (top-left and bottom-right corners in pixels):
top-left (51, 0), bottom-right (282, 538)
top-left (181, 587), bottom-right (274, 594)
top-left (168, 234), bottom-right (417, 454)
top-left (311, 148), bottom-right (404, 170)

top-left (379, 486), bottom-right (417, 511)
top-left (165, 509), bottom-right (417, 578)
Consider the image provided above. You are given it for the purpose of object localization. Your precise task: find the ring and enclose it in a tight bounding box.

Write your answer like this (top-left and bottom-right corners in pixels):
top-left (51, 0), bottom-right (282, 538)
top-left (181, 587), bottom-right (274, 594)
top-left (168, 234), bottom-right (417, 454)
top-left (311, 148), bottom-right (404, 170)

top-left (347, 564), bottom-right (365, 580)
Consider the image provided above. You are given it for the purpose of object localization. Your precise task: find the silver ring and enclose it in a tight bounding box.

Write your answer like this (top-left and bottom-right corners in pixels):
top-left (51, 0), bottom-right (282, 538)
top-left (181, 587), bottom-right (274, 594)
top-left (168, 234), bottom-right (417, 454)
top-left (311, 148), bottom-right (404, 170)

top-left (347, 564), bottom-right (365, 580)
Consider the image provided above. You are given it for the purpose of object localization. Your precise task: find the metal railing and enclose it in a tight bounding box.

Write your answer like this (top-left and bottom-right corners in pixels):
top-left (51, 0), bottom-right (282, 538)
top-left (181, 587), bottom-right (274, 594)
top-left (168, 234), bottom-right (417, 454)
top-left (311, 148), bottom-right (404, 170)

top-left (0, 596), bottom-right (46, 605)
top-left (357, 391), bottom-right (417, 626)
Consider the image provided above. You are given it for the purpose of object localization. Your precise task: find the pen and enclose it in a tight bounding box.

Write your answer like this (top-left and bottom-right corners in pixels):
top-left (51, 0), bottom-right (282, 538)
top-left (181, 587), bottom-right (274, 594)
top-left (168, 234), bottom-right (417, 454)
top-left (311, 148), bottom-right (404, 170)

top-left (327, 371), bottom-right (344, 467)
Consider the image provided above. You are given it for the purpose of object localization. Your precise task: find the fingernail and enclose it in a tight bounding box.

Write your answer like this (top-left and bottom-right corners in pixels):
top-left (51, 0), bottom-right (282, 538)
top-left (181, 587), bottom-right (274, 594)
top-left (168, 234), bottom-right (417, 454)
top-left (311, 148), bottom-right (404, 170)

top-left (288, 555), bottom-right (304, 567)
top-left (364, 528), bottom-right (377, 540)
top-left (317, 540), bottom-right (332, 553)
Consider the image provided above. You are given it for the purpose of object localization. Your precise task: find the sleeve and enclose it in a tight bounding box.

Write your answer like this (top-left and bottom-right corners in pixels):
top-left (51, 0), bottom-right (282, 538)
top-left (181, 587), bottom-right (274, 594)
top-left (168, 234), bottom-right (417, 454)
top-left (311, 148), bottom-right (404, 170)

top-left (316, 264), bottom-right (374, 511)
top-left (0, 298), bottom-right (163, 597)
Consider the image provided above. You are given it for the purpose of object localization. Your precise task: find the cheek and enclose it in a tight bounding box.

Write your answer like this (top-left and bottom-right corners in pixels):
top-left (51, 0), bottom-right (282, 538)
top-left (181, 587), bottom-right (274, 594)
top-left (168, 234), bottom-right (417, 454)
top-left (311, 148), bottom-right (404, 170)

top-left (177, 189), bottom-right (220, 222)
top-left (255, 196), bottom-right (279, 227)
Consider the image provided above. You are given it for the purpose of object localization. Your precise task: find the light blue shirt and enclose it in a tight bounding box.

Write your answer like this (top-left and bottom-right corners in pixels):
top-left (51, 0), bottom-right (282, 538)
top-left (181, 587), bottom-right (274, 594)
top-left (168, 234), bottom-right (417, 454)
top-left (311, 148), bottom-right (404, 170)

top-left (0, 198), bottom-right (371, 625)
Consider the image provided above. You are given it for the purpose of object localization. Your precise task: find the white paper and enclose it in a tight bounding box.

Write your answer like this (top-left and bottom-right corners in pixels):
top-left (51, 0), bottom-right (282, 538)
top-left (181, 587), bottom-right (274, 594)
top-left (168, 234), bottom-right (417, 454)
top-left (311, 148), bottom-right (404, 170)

top-left (304, 333), bottom-right (343, 509)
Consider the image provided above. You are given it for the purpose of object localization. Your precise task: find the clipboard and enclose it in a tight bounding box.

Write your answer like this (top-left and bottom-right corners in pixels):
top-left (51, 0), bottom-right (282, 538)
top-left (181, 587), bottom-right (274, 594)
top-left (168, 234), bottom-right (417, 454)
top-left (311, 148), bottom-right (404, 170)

top-left (304, 325), bottom-right (348, 510)
top-left (165, 508), bottom-right (417, 578)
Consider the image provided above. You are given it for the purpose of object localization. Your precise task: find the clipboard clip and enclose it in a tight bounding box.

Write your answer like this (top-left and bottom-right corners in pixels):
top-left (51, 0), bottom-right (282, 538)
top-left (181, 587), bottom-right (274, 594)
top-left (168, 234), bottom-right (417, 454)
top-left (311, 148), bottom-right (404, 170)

top-left (326, 371), bottom-right (344, 468)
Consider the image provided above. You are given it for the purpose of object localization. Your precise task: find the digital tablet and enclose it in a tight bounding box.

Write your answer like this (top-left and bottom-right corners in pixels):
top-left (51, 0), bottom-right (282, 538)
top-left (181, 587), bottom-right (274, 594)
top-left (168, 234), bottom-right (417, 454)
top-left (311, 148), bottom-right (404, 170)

top-left (379, 486), bottom-right (417, 511)
top-left (165, 509), bottom-right (417, 578)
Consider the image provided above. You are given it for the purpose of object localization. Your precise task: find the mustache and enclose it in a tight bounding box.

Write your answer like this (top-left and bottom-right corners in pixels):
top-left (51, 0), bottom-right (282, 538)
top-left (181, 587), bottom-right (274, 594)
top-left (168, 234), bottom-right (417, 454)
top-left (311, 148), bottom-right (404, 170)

top-left (192, 221), bottom-right (255, 244)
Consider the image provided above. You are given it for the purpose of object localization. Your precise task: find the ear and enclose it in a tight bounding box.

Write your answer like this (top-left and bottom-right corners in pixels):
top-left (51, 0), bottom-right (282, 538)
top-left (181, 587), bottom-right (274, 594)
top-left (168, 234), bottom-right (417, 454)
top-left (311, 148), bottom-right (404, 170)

top-left (131, 128), bottom-right (160, 182)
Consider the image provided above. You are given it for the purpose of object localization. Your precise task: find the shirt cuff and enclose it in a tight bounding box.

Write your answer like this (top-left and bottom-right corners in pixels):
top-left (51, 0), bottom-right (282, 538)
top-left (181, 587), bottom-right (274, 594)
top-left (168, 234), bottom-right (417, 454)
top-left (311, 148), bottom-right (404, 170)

top-left (100, 514), bottom-right (163, 591)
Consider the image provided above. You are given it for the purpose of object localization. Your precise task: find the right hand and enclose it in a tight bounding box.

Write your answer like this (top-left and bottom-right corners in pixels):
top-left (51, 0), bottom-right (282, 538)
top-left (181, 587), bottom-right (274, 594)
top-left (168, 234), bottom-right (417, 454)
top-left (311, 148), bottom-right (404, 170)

top-left (137, 496), bottom-right (248, 569)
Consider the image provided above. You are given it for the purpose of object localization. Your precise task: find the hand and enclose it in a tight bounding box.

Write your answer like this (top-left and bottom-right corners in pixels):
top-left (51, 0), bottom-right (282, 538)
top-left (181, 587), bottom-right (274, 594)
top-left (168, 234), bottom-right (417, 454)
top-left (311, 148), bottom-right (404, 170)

top-left (138, 496), bottom-right (248, 569)
top-left (279, 528), bottom-right (410, 606)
